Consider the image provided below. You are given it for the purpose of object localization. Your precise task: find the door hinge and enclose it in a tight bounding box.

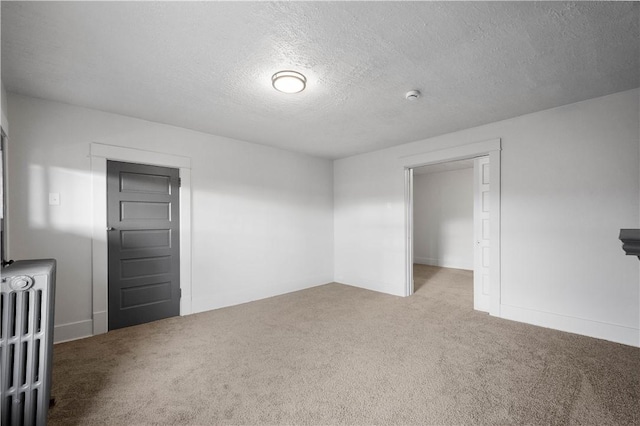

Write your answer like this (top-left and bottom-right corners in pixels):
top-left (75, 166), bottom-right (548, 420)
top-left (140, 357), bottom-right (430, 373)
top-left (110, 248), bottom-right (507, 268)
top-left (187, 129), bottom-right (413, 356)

top-left (178, 177), bottom-right (182, 187)
top-left (178, 288), bottom-right (182, 298)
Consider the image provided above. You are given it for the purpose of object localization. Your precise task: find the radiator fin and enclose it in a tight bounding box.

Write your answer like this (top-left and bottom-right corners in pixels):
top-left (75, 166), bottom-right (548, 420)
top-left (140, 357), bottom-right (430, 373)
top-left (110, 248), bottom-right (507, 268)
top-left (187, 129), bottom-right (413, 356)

top-left (9, 292), bottom-right (16, 337)
top-left (1, 259), bottom-right (56, 426)
top-left (35, 290), bottom-right (42, 334)
top-left (1, 292), bottom-right (4, 339)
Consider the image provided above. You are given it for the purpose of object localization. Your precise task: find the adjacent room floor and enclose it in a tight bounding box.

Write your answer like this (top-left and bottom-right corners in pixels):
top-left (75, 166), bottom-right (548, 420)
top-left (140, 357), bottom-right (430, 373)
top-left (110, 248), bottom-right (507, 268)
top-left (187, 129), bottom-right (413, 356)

top-left (48, 266), bottom-right (639, 425)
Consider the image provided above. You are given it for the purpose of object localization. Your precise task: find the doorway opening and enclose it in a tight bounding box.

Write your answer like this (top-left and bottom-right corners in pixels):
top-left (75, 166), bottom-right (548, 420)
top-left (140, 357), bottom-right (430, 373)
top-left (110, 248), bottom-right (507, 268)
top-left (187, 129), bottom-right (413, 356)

top-left (411, 157), bottom-right (487, 312)
top-left (402, 138), bottom-right (501, 316)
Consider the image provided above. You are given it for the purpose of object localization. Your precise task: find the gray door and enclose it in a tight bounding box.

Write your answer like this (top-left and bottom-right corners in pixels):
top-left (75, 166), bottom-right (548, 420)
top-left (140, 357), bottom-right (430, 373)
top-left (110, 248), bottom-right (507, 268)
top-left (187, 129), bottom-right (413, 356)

top-left (107, 160), bottom-right (180, 330)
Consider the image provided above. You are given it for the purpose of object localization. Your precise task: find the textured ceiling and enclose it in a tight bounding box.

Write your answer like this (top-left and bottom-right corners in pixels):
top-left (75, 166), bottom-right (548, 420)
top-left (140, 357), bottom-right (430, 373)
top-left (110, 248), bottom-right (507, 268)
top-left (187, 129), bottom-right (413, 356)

top-left (2, 2), bottom-right (638, 159)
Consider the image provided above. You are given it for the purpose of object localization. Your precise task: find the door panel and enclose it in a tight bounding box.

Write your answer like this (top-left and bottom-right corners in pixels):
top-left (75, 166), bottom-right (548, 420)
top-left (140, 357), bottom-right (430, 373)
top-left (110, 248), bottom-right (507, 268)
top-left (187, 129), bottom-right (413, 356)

top-left (120, 201), bottom-right (171, 221)
top-left (474, 156), bottom-right (490, 312)
top-left (120, 172), bottom-right (170, 193)
top-left (120, 229), bottom-right (172, 249)
top-left (107, 161), bottom-right (180, 330)
top-left (120, 282), bottom-right (172, 309)
top-left (120, 256), bottom-right (171, 278)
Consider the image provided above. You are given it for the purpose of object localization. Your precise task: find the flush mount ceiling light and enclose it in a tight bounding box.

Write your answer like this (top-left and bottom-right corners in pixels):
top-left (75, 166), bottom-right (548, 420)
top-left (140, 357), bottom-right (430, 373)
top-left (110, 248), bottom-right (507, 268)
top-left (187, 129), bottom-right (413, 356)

top-left (272, 70), bottom-right (307, 94)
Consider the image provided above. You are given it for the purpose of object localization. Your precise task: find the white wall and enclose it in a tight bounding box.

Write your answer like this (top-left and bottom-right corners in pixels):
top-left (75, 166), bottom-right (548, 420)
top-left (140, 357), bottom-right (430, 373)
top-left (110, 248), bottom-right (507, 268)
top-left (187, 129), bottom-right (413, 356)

top-left (7, 94), bottom-right (334, 341)
top-left (414, 168), bottom-right (473, 270)
top-left (1, 81), bottom-right (8, 266)
top-left (1, 82), bottom-right (8, 132)
top-left (334, 89), bottom-right (640, 347)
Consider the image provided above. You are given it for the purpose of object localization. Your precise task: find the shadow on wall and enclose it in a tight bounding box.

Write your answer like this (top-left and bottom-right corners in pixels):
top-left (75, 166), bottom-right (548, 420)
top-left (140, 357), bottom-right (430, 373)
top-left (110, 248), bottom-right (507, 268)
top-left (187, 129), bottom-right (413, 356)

top-left (12, 163), bottom-right (95, 327)
top-left (26, 163), bottom-right (93, 237)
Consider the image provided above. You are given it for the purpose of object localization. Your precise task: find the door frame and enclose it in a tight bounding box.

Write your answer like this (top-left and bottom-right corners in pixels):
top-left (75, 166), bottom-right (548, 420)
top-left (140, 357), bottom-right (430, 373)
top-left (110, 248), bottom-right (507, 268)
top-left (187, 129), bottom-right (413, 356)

top-left (0, 129), bottom-right (8, 265)
top-left (401, 138), bottom-right (502, 316)
top-left (90, 143), bottom-right (192, 335)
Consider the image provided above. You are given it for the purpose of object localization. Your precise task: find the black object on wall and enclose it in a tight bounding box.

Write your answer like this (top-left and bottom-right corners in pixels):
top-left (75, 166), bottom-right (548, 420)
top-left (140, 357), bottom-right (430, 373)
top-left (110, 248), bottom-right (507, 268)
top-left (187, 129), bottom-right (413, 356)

top-left (619, 229), bottom-right (640, 259)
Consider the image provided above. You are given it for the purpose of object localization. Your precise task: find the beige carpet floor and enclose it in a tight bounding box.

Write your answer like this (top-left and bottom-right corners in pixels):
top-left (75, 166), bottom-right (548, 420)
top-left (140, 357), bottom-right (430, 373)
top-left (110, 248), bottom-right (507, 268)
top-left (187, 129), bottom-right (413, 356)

top-left (49, 265), bottom-right (639, 425)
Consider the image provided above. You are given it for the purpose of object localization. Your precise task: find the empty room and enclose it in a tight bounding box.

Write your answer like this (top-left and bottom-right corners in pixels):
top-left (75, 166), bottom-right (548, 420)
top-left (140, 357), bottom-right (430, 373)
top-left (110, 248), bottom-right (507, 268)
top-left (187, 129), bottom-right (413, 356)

top-left (1, 2), bottom-right (638, 425)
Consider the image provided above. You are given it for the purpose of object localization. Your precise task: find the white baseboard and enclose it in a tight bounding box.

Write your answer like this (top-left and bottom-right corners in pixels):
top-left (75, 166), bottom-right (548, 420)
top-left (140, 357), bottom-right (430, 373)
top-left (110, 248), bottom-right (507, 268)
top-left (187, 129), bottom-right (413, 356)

top-left (56, 276), bottom-right (336, 342)
top-left (54, 319), bottom-right (93, 344)
top-left (334, 273), bottom-right (404, 297)
top-left (93, 310), bottom-right (107, 335)
top-left (54, 290), bottom-right (639, 348)
top-left (500, 304), bottom-right (639, 348)
top-left (414, 257), bottom-right (438, 265)
top-left (192, 274), bottom-right (335, 314)
top-left (414, 257), bottom-right (473, 271)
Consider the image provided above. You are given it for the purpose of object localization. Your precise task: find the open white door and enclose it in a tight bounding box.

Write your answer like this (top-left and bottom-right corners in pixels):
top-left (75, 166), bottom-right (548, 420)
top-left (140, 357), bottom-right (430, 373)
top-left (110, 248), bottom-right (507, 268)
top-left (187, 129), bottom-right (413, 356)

top-left (473, 156), bottom-right (490, 312)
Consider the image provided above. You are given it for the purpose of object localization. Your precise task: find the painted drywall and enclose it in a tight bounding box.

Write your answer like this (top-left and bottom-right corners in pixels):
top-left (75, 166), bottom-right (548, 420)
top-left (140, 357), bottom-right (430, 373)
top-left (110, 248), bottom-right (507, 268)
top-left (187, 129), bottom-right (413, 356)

top-left (7, 94), bottom-right (334, 342)
top-left (1, 82), bottom-right (8, 132)
top-left (334, 88), bottom-right (640, 347)
top-left (413, 168), bottom-right (473, 270)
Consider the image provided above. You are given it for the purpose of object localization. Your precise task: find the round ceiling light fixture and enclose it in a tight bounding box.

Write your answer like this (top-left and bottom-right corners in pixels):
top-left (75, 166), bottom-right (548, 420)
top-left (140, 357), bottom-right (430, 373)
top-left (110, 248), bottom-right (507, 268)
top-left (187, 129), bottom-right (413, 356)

top-left (272, 70), bottom-right (307, 94)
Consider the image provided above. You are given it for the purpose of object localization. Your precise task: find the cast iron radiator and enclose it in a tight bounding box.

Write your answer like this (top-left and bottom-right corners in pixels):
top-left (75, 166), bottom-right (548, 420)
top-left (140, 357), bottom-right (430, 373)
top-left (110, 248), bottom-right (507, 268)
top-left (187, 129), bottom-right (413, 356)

top-left (1, 259), bottom-right (56, 426)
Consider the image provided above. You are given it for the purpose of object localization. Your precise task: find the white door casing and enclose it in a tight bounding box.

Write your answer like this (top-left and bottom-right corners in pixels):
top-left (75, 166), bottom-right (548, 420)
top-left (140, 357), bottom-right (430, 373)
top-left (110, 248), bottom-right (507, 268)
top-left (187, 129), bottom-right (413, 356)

top-left (90, 143), bottom-right (192, 336)
top-left (474, 156), bottom-right (490, 312)
top-left (401, 138), bottom-right (501, 317)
